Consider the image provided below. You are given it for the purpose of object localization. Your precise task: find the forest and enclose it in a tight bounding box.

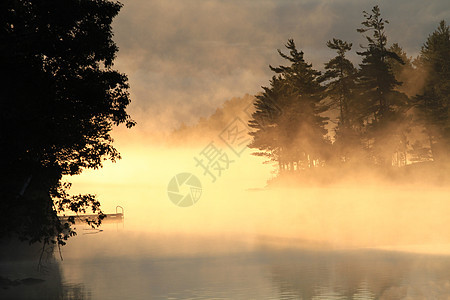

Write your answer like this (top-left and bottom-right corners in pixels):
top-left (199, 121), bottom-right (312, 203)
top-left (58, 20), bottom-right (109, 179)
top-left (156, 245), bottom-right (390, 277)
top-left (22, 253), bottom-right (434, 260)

top-left (248, 6), bottom-right (449, 183)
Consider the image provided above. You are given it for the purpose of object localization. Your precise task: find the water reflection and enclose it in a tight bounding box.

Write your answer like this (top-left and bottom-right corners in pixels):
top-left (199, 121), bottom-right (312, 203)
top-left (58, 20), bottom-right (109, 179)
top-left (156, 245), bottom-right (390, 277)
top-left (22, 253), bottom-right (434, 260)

top-left (266, 248), bottom-right (450, 299)
top-left (3, 230), bottom-right (450, 299)
top-left (0, 257), bottom-right (89, 300)
top-left (0, 238), bottom-right (91, 300)
top-left (48, 230), bottom-right (450, 299)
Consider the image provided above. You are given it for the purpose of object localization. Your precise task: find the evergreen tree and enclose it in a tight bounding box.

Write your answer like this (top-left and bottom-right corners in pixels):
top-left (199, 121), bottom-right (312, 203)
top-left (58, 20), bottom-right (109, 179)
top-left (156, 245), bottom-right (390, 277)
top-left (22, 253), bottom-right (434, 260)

top-left (356, 5), bottom-right (408, 166)
top-left (387, 43), bottom-right (418, 97)
top-left (414, 20), bottom-right (450, 163)
top-left (385, 43), bottom-right (418, 166)
top-left (322, 39), bottom-right (356, 126)
top-left (249, 39), bottom-right (329, 172)
top-left (321, 39), bottom-right (360, 163)
top-left (248, 76), bottom-right (284, 168)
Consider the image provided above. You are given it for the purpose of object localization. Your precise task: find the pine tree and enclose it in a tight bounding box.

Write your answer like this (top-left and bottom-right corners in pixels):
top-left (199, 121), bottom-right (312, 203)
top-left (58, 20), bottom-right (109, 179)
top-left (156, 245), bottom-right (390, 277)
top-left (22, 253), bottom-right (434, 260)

top-left (385, 43), bottom-right (418, 166)
top-left (249, 39), bottom-right (329, 172)
top-left (321, 39), bottom-right (360, 163)
top-left (414, 20), bottom-right (450, 163)
top-left (387, 43), bottom-right (418, 97)
top-left (356, 5), bottom-right (409, 166)
top-left (248, 76), bottom-right (284, 168)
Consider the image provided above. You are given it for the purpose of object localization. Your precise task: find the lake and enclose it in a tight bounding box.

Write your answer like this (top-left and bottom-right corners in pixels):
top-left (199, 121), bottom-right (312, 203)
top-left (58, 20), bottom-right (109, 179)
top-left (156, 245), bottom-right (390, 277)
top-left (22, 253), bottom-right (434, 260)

top-left (2, 148), bottom-right (450, 299)
top-left (2, 184), bottom-right (450, 299)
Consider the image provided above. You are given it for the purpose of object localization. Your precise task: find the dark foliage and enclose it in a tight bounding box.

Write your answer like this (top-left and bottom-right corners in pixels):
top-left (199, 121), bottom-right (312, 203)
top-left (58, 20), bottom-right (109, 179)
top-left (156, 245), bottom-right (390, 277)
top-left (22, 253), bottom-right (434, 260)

top-left (249, 40), bottom-right (329, 171)
top-left (0, 0), bottom-right (134, 246)
top-left (248, 6), bottom-right (449, 177)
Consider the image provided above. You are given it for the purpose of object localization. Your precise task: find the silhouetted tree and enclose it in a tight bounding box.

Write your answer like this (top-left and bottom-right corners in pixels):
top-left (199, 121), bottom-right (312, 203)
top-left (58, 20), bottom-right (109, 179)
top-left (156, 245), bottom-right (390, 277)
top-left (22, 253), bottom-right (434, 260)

top-left (385, 43), bottom-right (418, 166)
top-left (249, 40), bottom-right (329, 172)
top-left (321, 39), bottom-right (360, 163)
top-left (249, 76), bottom-right (284, 169)
top-left (322, 39), bottom-right (357, 126)
top-left (0, 0), bottom-right (134, 246)
top-left (413, 20), bottom-right (450, 163)
top-left (248, 6), bottom-right (449, 183)
top-left (386, 43), bottom-right (418, 97)
top-left (355, 5), bottom-right (408, 166)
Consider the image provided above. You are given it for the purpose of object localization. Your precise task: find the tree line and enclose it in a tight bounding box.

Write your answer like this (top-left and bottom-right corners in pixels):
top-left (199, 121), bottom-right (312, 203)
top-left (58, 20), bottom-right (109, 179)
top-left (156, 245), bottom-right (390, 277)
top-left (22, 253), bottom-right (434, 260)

top-left (249, 6), bottom-right (449, 175)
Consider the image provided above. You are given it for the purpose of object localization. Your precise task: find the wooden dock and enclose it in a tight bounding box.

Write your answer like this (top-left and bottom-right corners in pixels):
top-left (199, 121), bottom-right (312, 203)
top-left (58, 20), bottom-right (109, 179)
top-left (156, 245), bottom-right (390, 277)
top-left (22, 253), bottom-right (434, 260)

top-left (58, 206), bottom-right (124, 224)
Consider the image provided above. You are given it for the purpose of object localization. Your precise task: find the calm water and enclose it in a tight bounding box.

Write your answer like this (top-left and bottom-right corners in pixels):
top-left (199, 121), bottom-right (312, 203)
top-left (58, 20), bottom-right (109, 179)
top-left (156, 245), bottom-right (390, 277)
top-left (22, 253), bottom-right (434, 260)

top-left (2, 185), bottom-right (450, 299)
top-left (57, 246), bottom-right (450, 299)
top-left (3, 227), bottom-right (450, 299)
